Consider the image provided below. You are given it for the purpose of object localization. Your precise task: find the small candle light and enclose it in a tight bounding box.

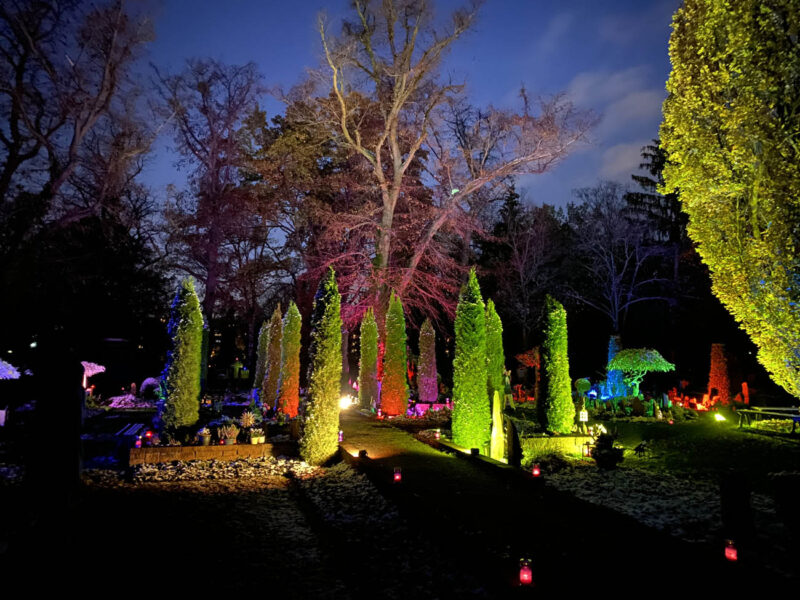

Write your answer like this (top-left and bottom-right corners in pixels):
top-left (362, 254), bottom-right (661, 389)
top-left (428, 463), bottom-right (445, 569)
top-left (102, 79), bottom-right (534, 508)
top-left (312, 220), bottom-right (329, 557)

top-left (144, 430), bottom-right (153, 439)
top-left (434, 429), bottom-right (441, 440)
top-left (134, 436), bottom-right (142, 449)
top-left (338, 430), bottom-right (344, 442)
top-left (724, 540), bottom-right (738, 562)
top-left (377, 408), bottom-right (382, 417)
top-left (532, 464), bottom-right (541, 477)
top-left (582, 442), bottom-right (592, 457)
top-left (579, 409), bottom-right (588, 422)
top-left (393, 467), bottom-right (402, 482)
top-left (519, 559), bottom-right (533, 585)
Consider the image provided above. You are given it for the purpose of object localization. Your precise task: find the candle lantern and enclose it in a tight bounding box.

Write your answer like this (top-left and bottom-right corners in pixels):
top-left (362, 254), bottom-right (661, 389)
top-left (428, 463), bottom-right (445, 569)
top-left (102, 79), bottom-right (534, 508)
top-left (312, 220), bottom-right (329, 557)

top-left (134, 436), bottom-right (142, 449)
top-left (725, 540), bottom-right (738, 562)
top-left (519, 558), bottom-right (533, 585)
top-left (582, 441), bottom-right (593, 457)
top-left (579, 409), bottom-right (588, 422)
top-left (532, 464), bottom-right (541, 477)
top-left (434, 429), bottom-right (441, 440)
top-left (338, 430), bottom-right (344, 442)
top-left (393, 467), bottom-right (402, 482)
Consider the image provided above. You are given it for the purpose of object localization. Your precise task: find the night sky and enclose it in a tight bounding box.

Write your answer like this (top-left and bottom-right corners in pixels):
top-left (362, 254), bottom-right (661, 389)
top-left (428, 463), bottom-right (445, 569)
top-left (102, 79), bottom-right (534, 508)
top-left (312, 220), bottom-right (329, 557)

top-left (139, 0), bottom-right (679, 207)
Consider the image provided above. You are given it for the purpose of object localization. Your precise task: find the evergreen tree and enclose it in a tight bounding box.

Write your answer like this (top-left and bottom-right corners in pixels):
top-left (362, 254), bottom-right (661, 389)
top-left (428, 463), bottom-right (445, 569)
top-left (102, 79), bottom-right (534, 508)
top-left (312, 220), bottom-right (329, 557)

top-left (358, 308), bottom-right (379, 410)
top-left (301, 267), bottom-right (342, 465)
top-left (707, 343), bottom-right (731, 405)
top-left (485, 299), bottom-right (505, 398)
top-left (541, 295), bottom-right (574, 434)
top-left (452, 268), bottom-right (490, 450)
top-left (253, 320), bottom-right (269, 394)
top-left (261, 305), bottom-right (283, 408)
top-left (417, 318), bottom-right (438, 404)
top-left (382, 291), bottom-right (409, 415)
top-left (661, 0), bottom-right (800, 398)
top-left (162, 278), bottom-right (204, 430)
top-left (278, 302), bottom-right (302, 418)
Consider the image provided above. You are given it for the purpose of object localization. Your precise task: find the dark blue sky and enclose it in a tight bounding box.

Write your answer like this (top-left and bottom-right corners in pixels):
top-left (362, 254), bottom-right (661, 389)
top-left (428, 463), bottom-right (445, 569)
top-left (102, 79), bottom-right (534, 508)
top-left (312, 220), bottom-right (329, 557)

top-left (140, 0), bottom-right (678, 208)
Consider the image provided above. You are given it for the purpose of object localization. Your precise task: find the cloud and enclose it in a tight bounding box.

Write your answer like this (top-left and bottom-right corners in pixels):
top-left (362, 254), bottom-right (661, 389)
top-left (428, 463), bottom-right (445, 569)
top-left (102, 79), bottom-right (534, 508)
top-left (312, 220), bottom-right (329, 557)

top-left (600, 140), bottom-right (651, 179)
top-left (534, 12), bottom-right (575, 57)
top-left (566, 66), bottom-right (650, 107)
top-left (598, 88), bottom-right (665, 138)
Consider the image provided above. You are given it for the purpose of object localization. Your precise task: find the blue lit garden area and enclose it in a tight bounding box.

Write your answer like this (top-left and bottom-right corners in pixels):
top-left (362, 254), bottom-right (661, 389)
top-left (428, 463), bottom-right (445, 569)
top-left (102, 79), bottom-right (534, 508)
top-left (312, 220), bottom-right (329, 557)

top-left (1, 0), bottom-right (799, 595)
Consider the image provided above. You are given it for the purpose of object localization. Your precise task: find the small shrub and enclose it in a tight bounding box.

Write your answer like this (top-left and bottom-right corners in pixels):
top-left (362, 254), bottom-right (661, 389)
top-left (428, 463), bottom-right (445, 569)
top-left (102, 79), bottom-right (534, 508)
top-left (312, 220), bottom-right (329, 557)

top-left (591, 432), bottom-right (624, 469)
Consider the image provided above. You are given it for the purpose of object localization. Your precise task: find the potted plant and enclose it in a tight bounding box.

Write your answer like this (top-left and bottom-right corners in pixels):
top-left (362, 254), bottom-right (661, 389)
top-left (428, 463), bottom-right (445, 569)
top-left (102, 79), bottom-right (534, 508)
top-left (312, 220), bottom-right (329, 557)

top-left (217, 423), bottom-right (240, 445)
top-left (590, 432), bottom-right (624, 469)
top-left (249, 427), bottom-right (265, 445)
top-left (197, 426), bottom-right (212, 446)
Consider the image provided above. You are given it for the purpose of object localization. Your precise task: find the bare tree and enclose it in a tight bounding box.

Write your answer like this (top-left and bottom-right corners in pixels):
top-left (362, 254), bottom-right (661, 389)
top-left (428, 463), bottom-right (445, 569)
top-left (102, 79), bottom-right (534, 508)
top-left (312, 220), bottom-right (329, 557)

top-left (0, 0), bottom-right (154, 249)
top-left (306, 0), bottom-right (593, 323)
top-left (157, 59), bottom-right (265, 320)
top-left (567, 181), bottom-right (669, 334)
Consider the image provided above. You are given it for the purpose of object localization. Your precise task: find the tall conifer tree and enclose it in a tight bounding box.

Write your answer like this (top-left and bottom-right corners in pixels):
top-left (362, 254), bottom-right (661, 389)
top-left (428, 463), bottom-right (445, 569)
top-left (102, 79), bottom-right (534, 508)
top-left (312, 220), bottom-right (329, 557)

top-left (253, 320), bottom-right (269, 394)
top-left (541, 295), bottom-right (574, 434)
top-left (261, 305), bottom-right (283, 408)
top-left (162, 278), bottom-right (203, 430)
top-left (382, 291), bottom-right (408, 416)
top-left (301, 268), bottom-right (342, 465)
top-left (278, 302), bottom-right (302, 418)
top-left (417, 318), bottom-right (438, 405)
top-left (358, 308), bottom-right (379, 409)
top-left (452, 268), bottom-right (490, 450)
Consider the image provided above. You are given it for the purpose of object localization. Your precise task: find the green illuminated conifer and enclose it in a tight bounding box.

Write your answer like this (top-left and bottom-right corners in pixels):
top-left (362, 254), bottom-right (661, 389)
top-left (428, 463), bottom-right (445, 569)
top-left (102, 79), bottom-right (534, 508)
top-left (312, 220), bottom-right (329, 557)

top-left (162, 278), bottom-right (203, 430)
top-left (253, 320), bottom-right (269, 393)
top-left (452, 268), bottom-right (490, 450)
top-left (381, 291), bottom-right (408, 416)
top-left (301, 268), bottom-right (342, 465)
top-left (541, 296), bottom-right (574, 434)
top-left (417, 318), bottom-right (437, 404)
top-left (261, 305), bottom-right (283, 408)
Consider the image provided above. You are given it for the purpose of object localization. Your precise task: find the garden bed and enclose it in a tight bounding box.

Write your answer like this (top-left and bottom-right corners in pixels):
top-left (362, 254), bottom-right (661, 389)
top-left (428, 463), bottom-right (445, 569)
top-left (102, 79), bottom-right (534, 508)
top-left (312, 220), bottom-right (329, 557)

top-left (128, 439), bottom-right (297, 465)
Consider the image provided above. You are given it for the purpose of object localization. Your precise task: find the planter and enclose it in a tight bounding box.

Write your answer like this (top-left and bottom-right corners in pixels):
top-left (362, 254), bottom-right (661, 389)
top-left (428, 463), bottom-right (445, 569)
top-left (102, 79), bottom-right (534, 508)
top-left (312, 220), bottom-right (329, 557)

top-left (198, 433), bottom-right (212, 446)
top-left (250, 435), bottom-right (266, 445)
top-left (222, 438), bottom-right (237, 445)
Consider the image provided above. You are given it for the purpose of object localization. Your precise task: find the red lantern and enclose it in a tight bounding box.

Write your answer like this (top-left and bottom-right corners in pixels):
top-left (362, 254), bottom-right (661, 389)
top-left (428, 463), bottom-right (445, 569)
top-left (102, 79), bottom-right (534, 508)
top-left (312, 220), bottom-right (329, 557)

top-left (134, 436), bottom-right (142, 449)
top-left (338, 430), bottom-right (344, 442)
top-left (393, 467), bottom-right (402, 482)
top-left (144, 430), bottom-right (153, 439)
top-left (519, 559), bottom-right (532, 585)
top-left (725, 540), bottom-right (738, 562)
top-left (532, 464), bottom-right (541, 477)
top-left (434, 429), bottom-right (441, 440)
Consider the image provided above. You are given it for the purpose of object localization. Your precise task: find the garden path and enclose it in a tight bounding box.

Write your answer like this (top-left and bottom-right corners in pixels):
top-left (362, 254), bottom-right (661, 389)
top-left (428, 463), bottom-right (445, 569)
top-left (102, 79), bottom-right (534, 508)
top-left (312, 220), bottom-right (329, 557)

top-left (338, 410), bottom-right (778, 595)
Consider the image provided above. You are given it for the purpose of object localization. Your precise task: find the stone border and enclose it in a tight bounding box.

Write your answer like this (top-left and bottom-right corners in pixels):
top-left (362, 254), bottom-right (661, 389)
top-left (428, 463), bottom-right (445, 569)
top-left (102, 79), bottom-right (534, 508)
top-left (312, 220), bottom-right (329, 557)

top-left (128, 440), bottom-right (297, 465)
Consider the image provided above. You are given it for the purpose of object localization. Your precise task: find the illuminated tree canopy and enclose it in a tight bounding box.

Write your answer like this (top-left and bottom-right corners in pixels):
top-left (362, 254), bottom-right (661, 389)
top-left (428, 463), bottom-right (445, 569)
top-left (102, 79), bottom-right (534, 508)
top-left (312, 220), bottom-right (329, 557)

top-left (661, 0), bottom-right (800, 398)
top-left (607, 348), bottom-right (675, 397)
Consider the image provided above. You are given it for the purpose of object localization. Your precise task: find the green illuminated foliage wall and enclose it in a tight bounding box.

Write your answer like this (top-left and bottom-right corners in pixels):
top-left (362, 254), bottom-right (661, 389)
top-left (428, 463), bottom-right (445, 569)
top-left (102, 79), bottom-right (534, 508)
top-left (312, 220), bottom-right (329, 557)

top-left (278, 301), bottom-right (302, 418)
top-left (301, 267), bottom-right (342, 465)
top-left (541, 295), bottom-right (574, 434)
top-left (381, 291), bottom-right (408, 416)
top-left (261, 305), bottom-right (283, 408)
top-left (452, 268), bottom-right (490, 450)
top-left (661, 0), bottom-right (800, 398)
top-left (417, 318), bottom-right (438, 405)
top-left (162, 278), bottom-right (203, 430)
top-left (358, 308), bottom-right (379, 410)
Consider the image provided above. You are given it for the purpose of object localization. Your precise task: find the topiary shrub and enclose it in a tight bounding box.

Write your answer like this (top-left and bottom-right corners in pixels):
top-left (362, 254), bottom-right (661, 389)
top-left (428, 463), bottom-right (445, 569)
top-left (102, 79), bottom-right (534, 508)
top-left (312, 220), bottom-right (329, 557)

top-left (607, 348), bottom-right (675, 397)
top-left (358, 308), bottom-right (379, 410)
top-left (417, 318), bottom-right (437, 405)
top-left (381, 291), bottom-right (408, 416)
top-left (301, 267), bottom-right (342, 466)
top-left (277, 301), bottom-right (302, 418)
top-left (452, 268), bottom-right (490, 450)
top-left (541, 296), bottom-right (575, 434)
top-left (261, 305), bottom-right (283, 409)
top-left (161, 278), bottom-right (204, 431)
top-left (486, 299), bottom-right (506, 399)
top-left (590, 433), bottom-right (624, 469)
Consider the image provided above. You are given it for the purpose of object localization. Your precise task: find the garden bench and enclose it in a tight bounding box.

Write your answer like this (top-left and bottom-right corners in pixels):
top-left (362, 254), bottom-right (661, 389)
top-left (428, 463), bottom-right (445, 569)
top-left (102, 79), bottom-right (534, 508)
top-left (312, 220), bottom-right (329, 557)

top-left (737, 407), bottom-right (799, 433)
